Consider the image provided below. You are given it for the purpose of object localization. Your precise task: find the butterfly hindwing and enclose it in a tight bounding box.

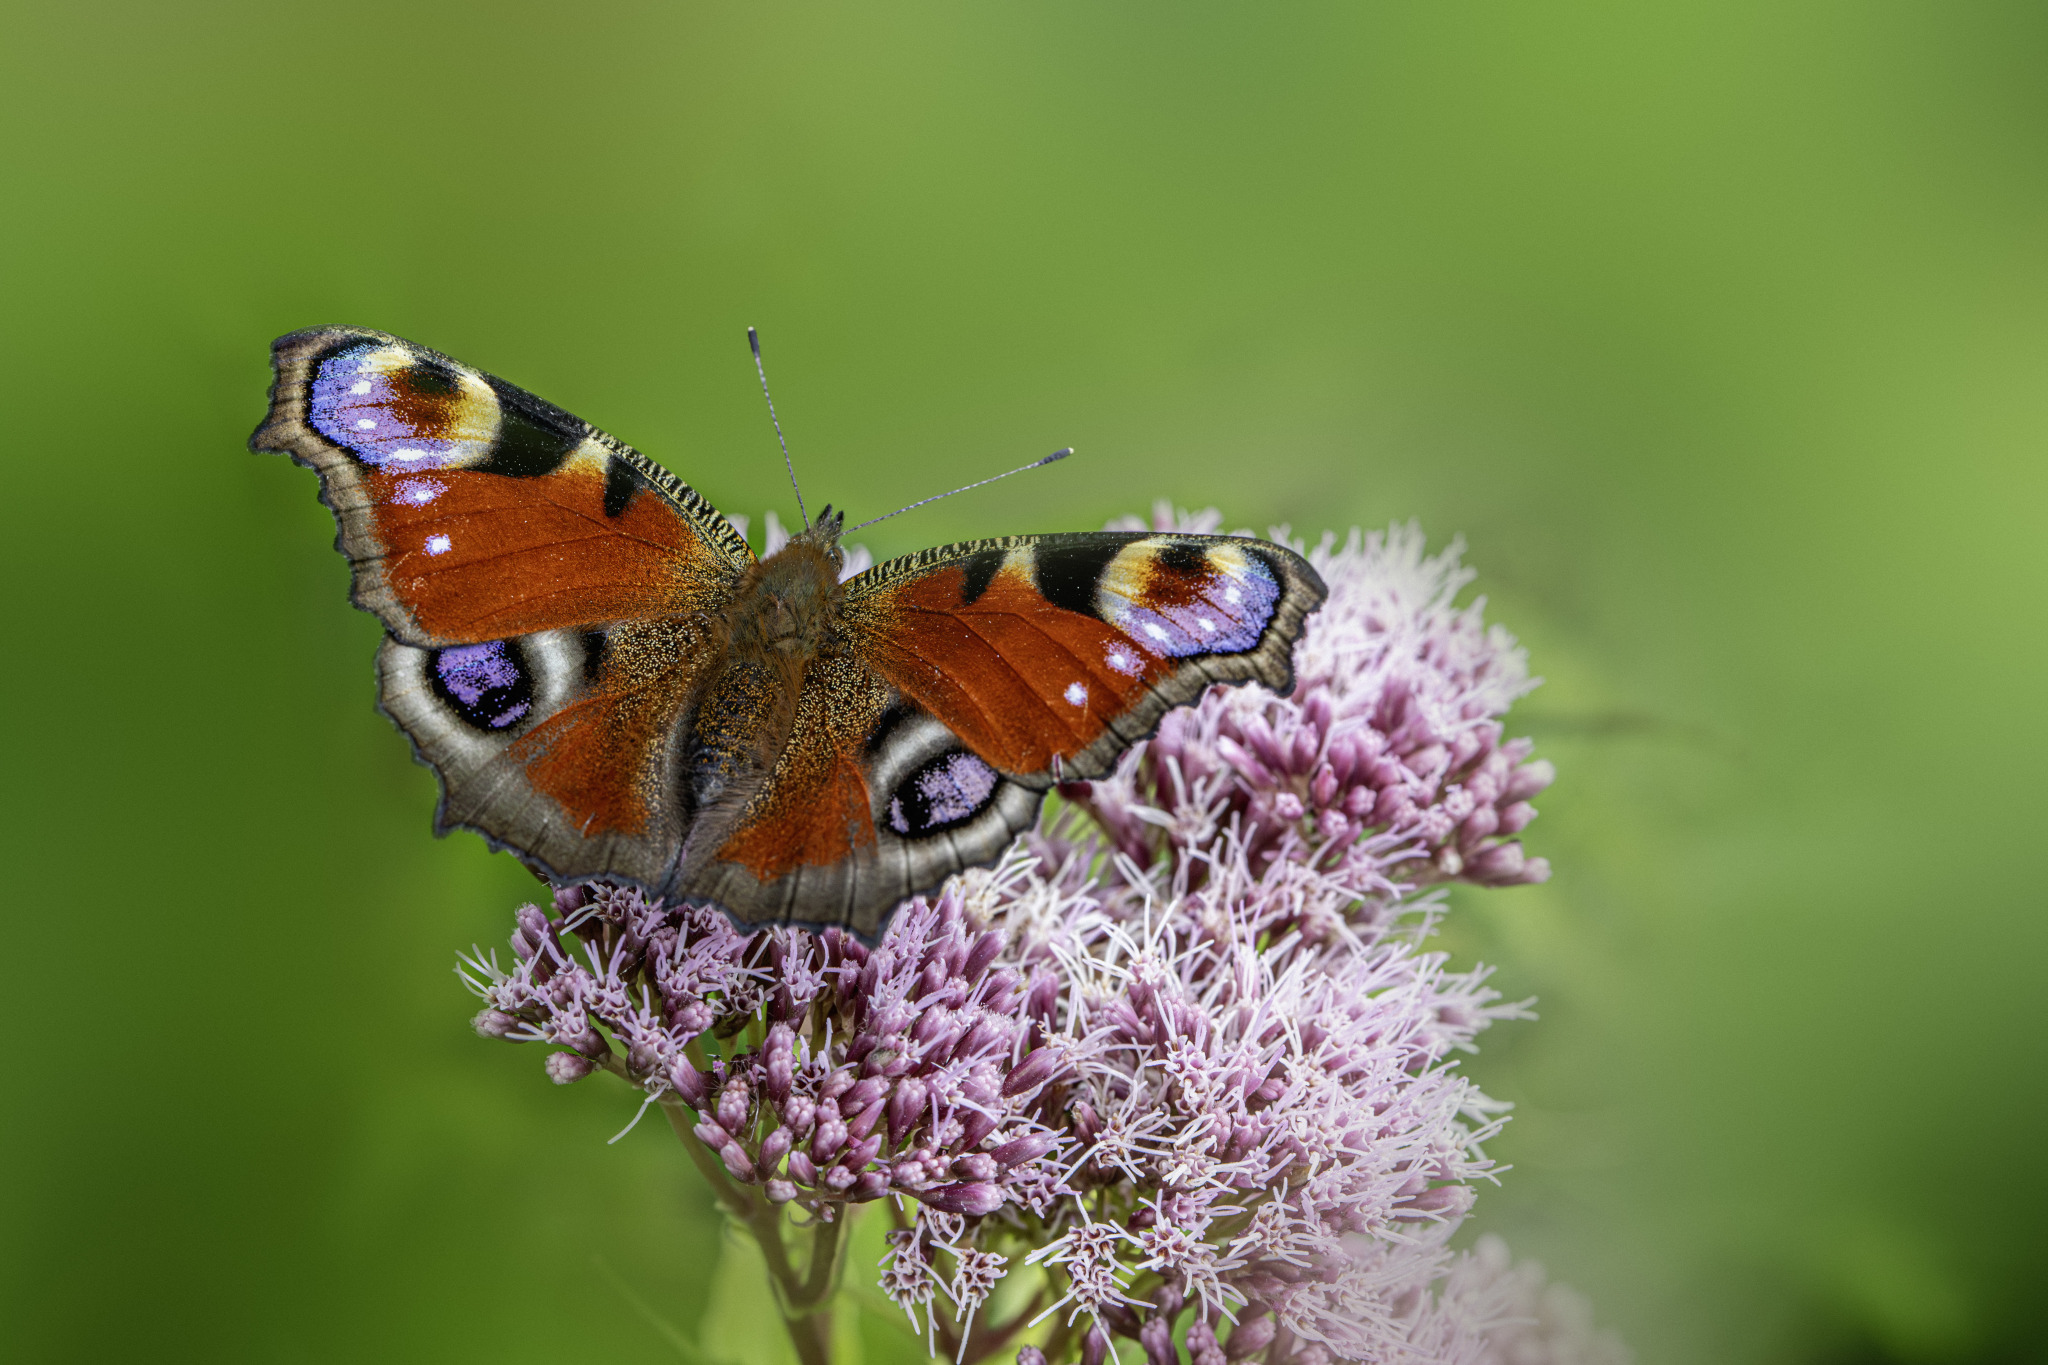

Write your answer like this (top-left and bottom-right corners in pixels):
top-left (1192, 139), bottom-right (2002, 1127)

top-left (376, 614), bottom-right (723, 894)
top-left (840, 531), bottom-right (1328, 784)
top-left (251, 326), bottom-right (752, 646)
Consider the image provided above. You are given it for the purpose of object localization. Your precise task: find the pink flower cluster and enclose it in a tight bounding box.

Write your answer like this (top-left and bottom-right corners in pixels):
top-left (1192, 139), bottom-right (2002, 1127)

top-left (462, 509), bottom-right (1624, 1365)
top-left (464, 887), bottom-right (1074, 1219)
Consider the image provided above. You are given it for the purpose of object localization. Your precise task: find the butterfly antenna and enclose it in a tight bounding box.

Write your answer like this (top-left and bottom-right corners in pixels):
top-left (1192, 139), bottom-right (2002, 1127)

top-left (748, 327), bottom-right (808, 530)
top-left (847, 448), bottom-right (1074, 532)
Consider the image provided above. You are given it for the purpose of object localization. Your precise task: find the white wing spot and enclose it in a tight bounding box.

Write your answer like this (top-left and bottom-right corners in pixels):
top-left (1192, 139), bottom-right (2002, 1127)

top-left (355, 417), bottom-right (377, 430)
top-left (1105, 647), bottom-right (1140, 676)
top-left (425, 534), bottom-right (453, 556)
top-left (1143, 622), bottom-right (1170, 642)
top-left (394, 478), bottom-right (444, 506)
top-left (1225, 584), bottom-right (1242, 604)
top-left (389, 448), bottom-right (430, 463)
top-left (1198, 616), bottom-right (1216, 632)
top-left (1064, 681), bottom-right (1088, 707)
top-left (349, 379), bottom-right (372, 396)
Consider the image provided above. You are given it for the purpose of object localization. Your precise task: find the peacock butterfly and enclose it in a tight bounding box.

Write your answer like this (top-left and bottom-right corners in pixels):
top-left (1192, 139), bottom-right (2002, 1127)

top-left (252, 327), bottom-right (1327, 935)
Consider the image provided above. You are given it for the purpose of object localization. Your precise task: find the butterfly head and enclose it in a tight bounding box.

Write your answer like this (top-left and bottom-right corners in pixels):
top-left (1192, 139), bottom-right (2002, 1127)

top-left (737, 504), bottom-right (847, 658)
top-left (790, 503), bottom-right (846, 559)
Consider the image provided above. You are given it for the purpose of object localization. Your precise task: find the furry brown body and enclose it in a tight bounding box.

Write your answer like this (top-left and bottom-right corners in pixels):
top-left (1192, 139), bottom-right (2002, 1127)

top-left (679, 510), bottom-right (849, 875)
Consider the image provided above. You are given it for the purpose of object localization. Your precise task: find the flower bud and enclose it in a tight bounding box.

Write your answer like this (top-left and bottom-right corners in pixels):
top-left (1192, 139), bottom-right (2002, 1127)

top-left (922, 1182), bottom-right (1004, 1216)
top-left (472, 1009), bottom-right (519, 1039)
top-left (1024, 970), bottom-right (1059, 1022)
top-left (910, 1006), bottom-right (951, 1046)
top-left (1504, 758), bottom-right (1555, 801)
top-left (843, 1076), bottom-right (888, 1113)
top-left (1497, 800), bottom-right (1536, 833)
top-left (1141, 1314), bottom-right (1177, 1365)
top-left (954, 1153), bottom-right (997, 1182)
top-left (1215, 736), bottom-right (1275, 786)
top-left (668, 1059), bottom-right (709, 1106)
top-left (959, 1110), bottom-right (999, 1150)
top-left (1224, 1315), bottom-right (1275, 1358)
top-left (888, 1076), bottom-right (928, 1143)
top-left (988, 1134), bottom-right (1054, 1168)
top-left (759, 1128), bottom-right (791, 1168)
top-left (786, 1151), bottom-right (817, 1185)
top-left (763, 1023), bottom-right (795, 1102)
top-left (952, 1017), bottom-right (1006, 1063)
top-left (693, 1120), bottom-right (730, 1149)
top-left (765, 1179), bottom-right (799, 1204)
top-left (716, 1080), bottom-right (751, 1135)
top-left (1082, 1326), bottom-right (1111, 1365)
top-left (843, 1134), bottom-right (882, 1171)
top-left (513, 904), bottom-right (553, 960)
top-left (545, 1052), bottom-right (596, 1084)
top-left (1459, 806), bottom-right (1499, 846)
top-left (848, 1099), bottom-right (886, 1141)
top-left (811, 1118), bottom-right (848, 1163)
top-left (1018, 1348), bottom-right (1048, 1365)
top-left (1072, 1102), bottom-right (1101, 1143)
top-left (963, 930), bottom-right (1004, 983)
top-left (852, 1170), bottom-right (890, 1200)
top-left (719, 1142), bottom-right (756, 1183)
top-left (1469, 842), bottom-right (1523, 881)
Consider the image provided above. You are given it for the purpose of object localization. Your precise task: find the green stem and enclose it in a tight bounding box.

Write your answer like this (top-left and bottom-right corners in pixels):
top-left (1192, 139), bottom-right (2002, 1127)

top-left (651, 1085), bottom-right (843, 1365)
top-left (786, 1213), bottom-right (846, 1312)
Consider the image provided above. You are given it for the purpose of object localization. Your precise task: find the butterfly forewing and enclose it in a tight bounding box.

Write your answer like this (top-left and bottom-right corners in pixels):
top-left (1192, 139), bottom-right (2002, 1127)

top-left (840, 531), bottom-right (1327, 785)
top-left (251, 326), bottom-right (753, 646)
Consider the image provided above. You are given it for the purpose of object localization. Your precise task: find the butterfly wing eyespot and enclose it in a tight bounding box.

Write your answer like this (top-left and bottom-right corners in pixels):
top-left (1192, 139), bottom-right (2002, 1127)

top-left (429, 640), bottom-right (537, 732)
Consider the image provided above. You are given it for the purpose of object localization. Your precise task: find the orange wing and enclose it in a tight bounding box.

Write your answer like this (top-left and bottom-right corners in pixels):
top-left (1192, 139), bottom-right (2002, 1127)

top-left (841, 532), bottom-right (1327, 785)
top-left (251, 326), bottom-right (751, 645)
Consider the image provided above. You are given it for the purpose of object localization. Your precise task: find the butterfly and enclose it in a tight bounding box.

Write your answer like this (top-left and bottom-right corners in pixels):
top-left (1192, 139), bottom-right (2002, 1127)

top-left (252, 327), bottom-right (1328, 936)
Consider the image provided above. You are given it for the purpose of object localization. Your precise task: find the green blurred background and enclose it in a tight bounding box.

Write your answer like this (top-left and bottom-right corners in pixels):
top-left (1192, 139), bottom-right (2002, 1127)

top-left (4, 2), bottom-right (2044, 1361)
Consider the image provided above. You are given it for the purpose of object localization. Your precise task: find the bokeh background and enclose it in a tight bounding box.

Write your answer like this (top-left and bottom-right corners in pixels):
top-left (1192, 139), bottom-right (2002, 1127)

top-left (4, 3), bottom-right (2044, 1362)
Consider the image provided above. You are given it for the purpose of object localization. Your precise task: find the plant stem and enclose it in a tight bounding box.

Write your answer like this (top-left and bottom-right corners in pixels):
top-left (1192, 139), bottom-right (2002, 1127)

top-left (652, 1086), bottom-right (846, 1365)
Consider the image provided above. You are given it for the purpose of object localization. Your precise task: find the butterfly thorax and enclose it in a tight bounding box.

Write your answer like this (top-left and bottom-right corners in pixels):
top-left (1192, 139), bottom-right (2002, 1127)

top-left (724, 511), bottom-right (846, 659)
top-left (682, 510), bottom-right (849, 841)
